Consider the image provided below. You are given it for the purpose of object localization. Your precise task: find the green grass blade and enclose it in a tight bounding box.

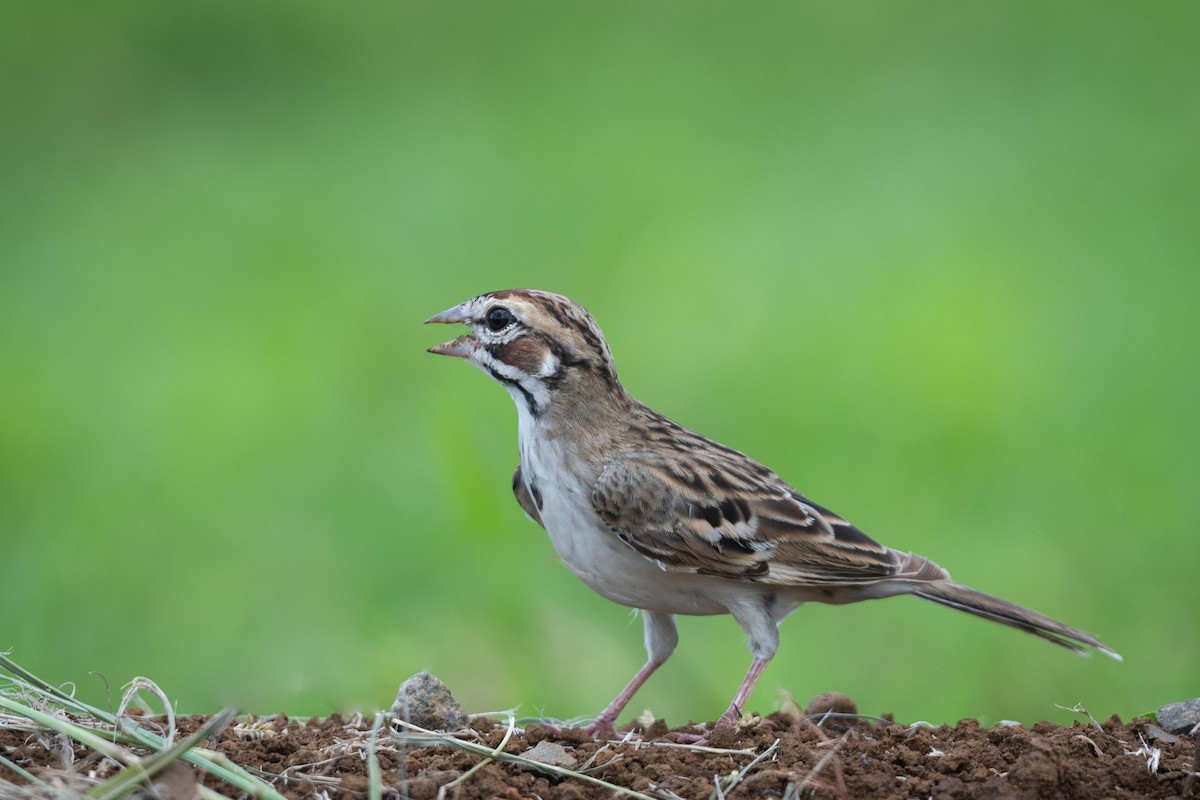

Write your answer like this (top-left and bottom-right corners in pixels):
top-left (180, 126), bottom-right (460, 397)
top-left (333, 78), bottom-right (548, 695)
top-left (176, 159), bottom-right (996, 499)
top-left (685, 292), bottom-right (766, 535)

top-left (0, 655), bottom-right (287, 800)
top-left (0, 751), bottom-right (48, 787)
top-left (88, 708), bottom-right (236, 800)
top-left (367, 711), bottom-right (385, 800)
top-left (0, 694), bottom-right (136, 766)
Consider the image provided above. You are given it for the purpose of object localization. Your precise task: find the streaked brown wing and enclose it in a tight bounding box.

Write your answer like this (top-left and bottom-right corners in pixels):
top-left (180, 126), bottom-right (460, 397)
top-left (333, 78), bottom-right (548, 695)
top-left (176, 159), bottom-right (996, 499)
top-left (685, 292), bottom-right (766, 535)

top-left (512, 465), bottom-right (544, 528)
top-left (591, 452), bottom-right (946, 585)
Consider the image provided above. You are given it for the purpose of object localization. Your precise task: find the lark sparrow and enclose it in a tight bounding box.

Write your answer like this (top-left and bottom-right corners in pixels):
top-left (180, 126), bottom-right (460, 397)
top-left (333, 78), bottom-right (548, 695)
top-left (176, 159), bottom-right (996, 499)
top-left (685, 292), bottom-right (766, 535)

top-left (427, 289), bottom-right (1119, 735)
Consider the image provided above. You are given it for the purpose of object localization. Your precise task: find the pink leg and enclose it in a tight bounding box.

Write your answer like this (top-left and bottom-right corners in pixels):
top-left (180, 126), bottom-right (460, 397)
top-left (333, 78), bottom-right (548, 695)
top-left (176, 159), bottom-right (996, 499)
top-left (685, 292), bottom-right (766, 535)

top-left (584, 659), bottom-right (663, 737)
top-left (714, 656), bottom-right (770, 728)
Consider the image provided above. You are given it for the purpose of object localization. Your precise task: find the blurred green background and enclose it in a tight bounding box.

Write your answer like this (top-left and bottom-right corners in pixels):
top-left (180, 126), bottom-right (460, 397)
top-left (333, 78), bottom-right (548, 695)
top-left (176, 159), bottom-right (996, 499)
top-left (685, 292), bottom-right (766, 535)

top-left (2, 2), bottom-right (1196, 727)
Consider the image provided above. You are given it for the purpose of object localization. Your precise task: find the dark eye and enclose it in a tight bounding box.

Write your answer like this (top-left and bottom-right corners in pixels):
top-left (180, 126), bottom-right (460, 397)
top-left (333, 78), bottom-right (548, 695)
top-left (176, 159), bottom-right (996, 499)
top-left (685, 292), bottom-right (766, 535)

top-left (485, 306), bottom-right (516, 332)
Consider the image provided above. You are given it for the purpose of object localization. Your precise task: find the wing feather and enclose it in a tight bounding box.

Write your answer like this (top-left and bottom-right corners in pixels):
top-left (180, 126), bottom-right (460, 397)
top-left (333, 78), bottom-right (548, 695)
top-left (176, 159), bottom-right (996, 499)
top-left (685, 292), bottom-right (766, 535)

top-left (512, 466), bottom-right (544, 528)
top-left (591, 452), bottom-right (945, 586)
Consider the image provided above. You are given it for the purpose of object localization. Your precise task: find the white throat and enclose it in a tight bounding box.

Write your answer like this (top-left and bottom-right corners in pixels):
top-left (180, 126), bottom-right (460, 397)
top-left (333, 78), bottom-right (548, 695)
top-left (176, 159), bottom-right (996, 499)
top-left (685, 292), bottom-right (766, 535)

top-left (512, 389), bottom-right (549, 476)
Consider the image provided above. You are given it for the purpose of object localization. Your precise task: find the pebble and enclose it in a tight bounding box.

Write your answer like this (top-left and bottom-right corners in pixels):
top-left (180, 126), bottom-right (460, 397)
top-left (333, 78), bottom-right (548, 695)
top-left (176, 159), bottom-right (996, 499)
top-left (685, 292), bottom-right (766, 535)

top-left (1155, 698), bottom-right (1200, 734)
top-left (1144, 723), bottom-right (1178, 744)
top-left (520, 740), bottom-right (578, 769)
top-left (392, 672), bottom-right (468, 731)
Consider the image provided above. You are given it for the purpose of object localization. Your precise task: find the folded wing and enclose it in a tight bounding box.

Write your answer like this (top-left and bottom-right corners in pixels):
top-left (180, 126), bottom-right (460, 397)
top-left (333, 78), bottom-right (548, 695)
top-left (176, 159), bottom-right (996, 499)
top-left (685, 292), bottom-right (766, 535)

top-left (590, 452), bottom-right (947, 586)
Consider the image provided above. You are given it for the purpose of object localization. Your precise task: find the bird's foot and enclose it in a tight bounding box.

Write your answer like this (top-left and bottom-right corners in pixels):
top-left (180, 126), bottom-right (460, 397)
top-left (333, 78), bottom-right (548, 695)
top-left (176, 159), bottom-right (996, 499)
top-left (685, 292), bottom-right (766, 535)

top-left (714, 708), bottom-right (743, 729)
top-left (582, 719), bottom-right (617, 739)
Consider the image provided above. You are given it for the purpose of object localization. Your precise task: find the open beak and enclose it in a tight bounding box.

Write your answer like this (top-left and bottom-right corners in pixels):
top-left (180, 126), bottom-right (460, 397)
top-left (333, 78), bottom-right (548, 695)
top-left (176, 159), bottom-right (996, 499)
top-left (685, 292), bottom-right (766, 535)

top-left (425, 302), bottom-right (476, 358)
top-left (425, 303), bottom-right (470, 325)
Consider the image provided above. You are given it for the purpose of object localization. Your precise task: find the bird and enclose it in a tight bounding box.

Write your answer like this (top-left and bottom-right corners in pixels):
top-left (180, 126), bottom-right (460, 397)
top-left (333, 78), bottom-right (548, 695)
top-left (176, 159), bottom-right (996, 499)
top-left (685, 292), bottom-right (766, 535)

top-left (426, 289), bottom-right (1119, 736)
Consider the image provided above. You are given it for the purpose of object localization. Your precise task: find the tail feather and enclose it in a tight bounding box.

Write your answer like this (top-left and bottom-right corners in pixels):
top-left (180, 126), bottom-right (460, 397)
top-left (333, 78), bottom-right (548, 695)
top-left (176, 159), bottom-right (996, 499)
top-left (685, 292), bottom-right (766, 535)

top-left (914, 581), bottom-right (1122, 661)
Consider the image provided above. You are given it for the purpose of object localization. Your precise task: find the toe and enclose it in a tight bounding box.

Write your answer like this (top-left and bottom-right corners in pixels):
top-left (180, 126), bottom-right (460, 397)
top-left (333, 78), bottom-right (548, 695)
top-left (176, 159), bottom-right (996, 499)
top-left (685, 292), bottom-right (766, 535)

top-left (714, 710), bottom-right (741, 729)
top-left (583, 721), bottom-right (616, 739)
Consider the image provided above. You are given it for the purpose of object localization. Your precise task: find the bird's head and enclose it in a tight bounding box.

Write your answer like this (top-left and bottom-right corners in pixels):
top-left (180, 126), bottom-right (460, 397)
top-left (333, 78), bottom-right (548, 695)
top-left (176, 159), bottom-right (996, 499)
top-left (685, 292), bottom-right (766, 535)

top-left (426, 289), bottom-right (623, 417)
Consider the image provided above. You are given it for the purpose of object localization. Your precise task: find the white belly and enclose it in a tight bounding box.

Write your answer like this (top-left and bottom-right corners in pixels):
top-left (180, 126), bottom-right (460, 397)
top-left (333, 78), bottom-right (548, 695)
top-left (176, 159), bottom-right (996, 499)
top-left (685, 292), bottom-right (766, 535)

top-left (543, 495), bottom-right (730, 614)
top-left (516, 405), bottom-right (770, 617)
top-left (519, 433), bottom-right (728, 615)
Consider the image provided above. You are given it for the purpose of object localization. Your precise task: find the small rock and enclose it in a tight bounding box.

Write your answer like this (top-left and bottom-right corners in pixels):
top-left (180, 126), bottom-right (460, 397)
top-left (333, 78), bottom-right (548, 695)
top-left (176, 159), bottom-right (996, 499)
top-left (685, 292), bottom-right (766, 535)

top-left (1144, 723), bottom-right (1178, 744)
top-left (805, 692), bottom-right (858, 718)
top-left (520, 740), bottom-right (578, 769)
top-left (1156, 698), bottom-right (1200, 734)
top-left (392, 672), bottom-right (468, 731)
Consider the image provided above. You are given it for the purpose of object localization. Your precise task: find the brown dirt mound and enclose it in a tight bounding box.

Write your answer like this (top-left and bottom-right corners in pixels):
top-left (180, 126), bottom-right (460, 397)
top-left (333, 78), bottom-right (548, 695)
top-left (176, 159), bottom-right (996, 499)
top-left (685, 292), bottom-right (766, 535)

top-left (2, 711), bottom-right (1195, 798)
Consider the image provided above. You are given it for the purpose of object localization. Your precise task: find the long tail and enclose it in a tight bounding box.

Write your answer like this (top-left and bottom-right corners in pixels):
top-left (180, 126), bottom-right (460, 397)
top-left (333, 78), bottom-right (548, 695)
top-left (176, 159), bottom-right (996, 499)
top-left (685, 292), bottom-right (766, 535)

top-left (913, 581), bottom-right (1122, 660)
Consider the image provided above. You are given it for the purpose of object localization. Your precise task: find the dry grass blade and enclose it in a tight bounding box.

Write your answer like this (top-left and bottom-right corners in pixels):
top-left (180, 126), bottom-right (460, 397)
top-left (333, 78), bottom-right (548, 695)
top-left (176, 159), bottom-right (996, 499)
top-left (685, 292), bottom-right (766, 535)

top-left (1056, 702), bottom-right (1103, 732)
top-left (709, 738), bottom-right (779, 800)
top-left (392, 718), bottom-right (660, 800)
top-left (116, 677), bottom-right (176, 742)
top-left (625, 740), bottom-right (757, 756)
top-left (0, 653), bottom-right (286, 800)
top-left (429, 711), bottom-right (518, 800)
top-left (0, 695), bottom-right (137, 768)
top-left (89, 708), bottom-right (237, 800)
top-left (787, 743), bottom-right (847, 800)
top-left (782, 716), bottom-right (849, 800)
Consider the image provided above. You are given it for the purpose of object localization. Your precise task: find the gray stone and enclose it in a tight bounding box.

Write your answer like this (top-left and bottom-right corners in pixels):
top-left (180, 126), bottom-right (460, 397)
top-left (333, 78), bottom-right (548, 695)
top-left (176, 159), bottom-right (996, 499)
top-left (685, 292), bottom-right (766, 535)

top-left (392, 672), bottom-right (468, 731)
top-left (520, 740), bottom-right (578, 769)
top-left (1155, 698), bottom-right (1200, 734)
top-left (1144, 724), bottom-right (1178, 744)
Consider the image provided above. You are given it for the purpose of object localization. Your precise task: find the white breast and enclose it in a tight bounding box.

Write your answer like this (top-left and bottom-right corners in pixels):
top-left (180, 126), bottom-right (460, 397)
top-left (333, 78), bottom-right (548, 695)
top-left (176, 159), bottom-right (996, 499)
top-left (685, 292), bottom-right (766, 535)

top-left (515, 403), bottom-right (729, 616)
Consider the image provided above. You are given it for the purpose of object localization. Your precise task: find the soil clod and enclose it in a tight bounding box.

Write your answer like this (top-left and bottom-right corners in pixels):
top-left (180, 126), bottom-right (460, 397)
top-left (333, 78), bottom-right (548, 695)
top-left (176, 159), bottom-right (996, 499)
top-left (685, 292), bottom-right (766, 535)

top-left (2, 710), bottom-right (1195, 798)
top-left (805, 691), bottom-right (858, 719)
top-left (391, 671), bottom-right (468, 731)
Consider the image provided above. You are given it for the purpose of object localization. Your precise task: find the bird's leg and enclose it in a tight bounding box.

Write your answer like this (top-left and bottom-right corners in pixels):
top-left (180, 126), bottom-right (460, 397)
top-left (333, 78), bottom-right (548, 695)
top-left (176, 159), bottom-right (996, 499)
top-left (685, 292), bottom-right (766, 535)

top-left (583, 659), bottom-right (663, 737)
top-left (585, 611), bottom-right (677, 738)
top-left (714, 656), bottom-right (770, 728)
top-left (716, 601), bottom-right (780, 729)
